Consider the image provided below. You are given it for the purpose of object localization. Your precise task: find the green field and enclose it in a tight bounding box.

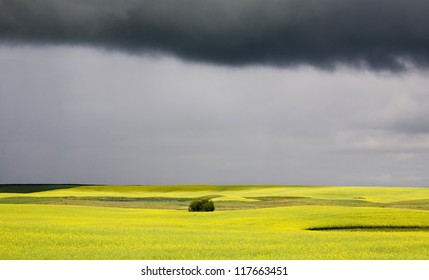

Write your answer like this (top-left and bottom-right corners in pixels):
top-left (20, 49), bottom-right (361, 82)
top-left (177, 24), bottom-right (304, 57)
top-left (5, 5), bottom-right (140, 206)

top-left (1, 185), bottom-right (429, 259)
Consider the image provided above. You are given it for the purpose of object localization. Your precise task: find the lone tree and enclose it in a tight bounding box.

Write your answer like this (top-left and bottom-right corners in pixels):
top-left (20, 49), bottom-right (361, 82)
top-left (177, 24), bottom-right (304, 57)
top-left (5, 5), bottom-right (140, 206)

top-left (188, 199), bottom-right (215, 212)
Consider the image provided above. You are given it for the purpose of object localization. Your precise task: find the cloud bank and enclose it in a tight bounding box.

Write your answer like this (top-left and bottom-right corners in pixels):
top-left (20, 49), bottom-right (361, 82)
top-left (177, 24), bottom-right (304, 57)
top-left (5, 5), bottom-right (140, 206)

top-left (1, 0), bottom-right (429, 70)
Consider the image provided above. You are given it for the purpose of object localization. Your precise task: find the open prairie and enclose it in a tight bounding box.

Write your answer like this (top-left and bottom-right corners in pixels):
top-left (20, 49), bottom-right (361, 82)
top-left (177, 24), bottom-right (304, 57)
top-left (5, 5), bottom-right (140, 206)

top-left (1, 185), bottom-right (429, 259)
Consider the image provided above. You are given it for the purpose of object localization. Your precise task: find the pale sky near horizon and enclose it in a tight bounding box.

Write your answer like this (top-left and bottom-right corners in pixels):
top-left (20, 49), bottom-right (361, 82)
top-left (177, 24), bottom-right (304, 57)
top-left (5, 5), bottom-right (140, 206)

top-left (1, 0), bottom-right (429, 186)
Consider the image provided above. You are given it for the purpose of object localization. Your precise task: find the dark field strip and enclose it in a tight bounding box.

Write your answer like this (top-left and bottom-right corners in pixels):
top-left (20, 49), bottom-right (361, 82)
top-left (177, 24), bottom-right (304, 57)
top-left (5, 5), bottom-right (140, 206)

top-left (307, 226), bottom-right (429, 232)
top-left (1, 194), bottom-right (429, 211)
top-left (0, 196), bottom-right (216, 210)
top-left (0, 184), bottom-right (86, 193)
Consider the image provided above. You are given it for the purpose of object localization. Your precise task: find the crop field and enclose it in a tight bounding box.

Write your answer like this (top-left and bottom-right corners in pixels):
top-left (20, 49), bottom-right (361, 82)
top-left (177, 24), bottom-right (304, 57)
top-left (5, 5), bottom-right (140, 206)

top-left (1, 185), bottom-right (429, 259)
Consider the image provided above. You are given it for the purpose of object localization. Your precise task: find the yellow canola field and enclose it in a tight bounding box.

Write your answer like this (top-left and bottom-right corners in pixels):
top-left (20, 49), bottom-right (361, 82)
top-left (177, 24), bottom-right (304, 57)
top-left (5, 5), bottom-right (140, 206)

top-left (3, 185), bottom-right (429, 203)
top-left (1, 204), bottom-right (429, 260)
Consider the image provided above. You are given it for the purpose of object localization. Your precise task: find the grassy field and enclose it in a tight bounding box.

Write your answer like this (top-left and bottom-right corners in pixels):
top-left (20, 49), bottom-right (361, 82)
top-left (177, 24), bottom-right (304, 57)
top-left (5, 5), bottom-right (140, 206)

top-left (1, 185), bottom-right (429, 259)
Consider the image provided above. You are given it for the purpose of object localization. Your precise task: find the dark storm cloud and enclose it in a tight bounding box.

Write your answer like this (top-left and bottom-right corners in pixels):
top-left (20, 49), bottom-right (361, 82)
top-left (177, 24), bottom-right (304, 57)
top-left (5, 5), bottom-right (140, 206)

top-left (1, 0), bottom-right (429, 70)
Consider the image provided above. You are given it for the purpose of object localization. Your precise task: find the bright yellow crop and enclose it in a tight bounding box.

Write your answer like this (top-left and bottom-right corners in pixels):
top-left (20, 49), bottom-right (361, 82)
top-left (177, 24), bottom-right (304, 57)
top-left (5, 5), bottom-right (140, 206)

top-left (1, 203), bottom-right (429, 259)
top-left (6, 185), bottom-right (428, 203)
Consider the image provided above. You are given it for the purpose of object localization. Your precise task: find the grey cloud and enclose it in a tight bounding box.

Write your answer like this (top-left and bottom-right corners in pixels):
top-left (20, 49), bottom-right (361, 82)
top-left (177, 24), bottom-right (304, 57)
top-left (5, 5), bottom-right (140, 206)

top-left (359, 85), bottom-right (429, 135)
top-left (388, 111), bottom-right (429, 134)
top-left (2, 46), bottom-right (429, 186)
top-left (1, 0), bottom-right (429, 70)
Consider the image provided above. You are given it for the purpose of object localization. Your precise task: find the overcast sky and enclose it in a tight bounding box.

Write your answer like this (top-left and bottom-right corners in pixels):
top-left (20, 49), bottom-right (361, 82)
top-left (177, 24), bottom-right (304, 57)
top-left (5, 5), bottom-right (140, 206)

top-left (1, 0), bottom-right (429, 186)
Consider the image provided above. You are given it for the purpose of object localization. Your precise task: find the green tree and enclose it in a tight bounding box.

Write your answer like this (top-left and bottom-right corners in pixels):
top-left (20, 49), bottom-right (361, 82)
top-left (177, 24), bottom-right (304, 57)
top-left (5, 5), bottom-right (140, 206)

top-left (188, 199), bottom-right (215, 212)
